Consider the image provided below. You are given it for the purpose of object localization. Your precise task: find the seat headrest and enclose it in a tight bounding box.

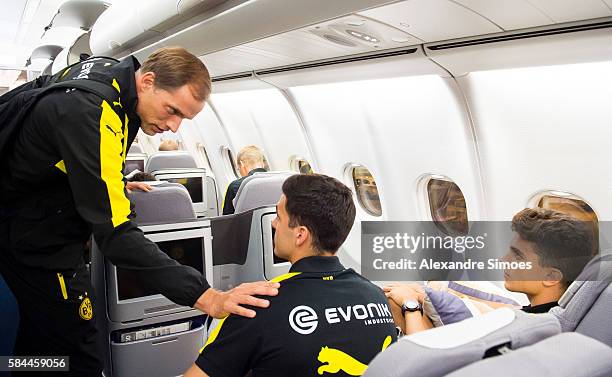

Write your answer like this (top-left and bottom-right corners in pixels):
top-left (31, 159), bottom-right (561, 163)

top-left (445, 333), bottom-right (612, 377)
top-left (145, 151), bottom-right (197, 173)
top-left (550, 253), bottom-right (612, 334)
top-left (128, 182), bottom-right (195, 225)
top-left (233, 171), bottom-right (295, 214)
top-left (128, 143), bottom-right (143, 154)
top-left (363, 308), bottom-right (560, 377)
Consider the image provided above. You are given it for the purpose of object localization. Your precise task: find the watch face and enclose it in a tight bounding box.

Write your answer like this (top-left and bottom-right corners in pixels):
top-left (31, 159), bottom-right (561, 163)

top-left (403, 300), bottom-right (419, 311)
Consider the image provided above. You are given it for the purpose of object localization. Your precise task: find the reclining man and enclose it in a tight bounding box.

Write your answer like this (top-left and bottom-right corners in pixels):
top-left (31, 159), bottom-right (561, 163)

top-left (186, 174), bottom-right (397, 377)
top-left (385, 207), bottom-right (596, 334)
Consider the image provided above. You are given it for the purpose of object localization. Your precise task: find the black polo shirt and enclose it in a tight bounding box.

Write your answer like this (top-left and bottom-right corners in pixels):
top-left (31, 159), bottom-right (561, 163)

top-left (195, 256), bottom-right (397, 377)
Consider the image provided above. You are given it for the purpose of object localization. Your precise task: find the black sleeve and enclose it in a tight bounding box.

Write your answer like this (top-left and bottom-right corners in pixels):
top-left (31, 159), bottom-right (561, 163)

top-left (222, 181), bottom-right (239, 215)
top-left (195, 314), bottom-right (262, 377)
top-left (50, 90), bottom-right (209, 307)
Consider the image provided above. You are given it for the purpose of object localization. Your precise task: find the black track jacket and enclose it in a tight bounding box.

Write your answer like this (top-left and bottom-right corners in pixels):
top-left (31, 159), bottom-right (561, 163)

top-left (0, 57), bottom-right (209, 307)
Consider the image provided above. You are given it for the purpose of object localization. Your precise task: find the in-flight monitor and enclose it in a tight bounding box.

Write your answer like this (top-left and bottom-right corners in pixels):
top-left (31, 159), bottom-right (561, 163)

top-left (125, 154), bottom-right (147, 175)
top-left (153, 169), bottom-right (207, 217)
top-left (262, 212), bottom-right (290, 279)
top-left (105, 222), bottom-right (211, 323)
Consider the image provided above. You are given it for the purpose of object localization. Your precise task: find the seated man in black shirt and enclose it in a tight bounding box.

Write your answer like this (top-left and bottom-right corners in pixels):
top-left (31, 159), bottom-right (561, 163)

top-left (504, 207), bottom-right (595, 313)
top-left (385, 207), bottom-right (597, 335)
top-left (222, 145), bottom-right (268, 215)
top-left (185, 174), bottom-right (397, 377)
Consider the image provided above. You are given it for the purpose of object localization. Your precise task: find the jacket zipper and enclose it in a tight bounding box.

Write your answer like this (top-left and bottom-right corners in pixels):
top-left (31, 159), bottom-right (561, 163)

top-left (57, 273), bottom-right (68, 300)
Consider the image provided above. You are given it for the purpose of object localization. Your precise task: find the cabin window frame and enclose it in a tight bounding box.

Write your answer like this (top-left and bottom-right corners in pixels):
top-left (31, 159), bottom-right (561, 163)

top-left (220, 146), bottom-right (239, 179)
top-left (526, 190), bottom-right (599, 222)
top-left (195, 142), bottom-right (212, 172)
top-left (289, 155), bottom-right (314, 174)
top-left (418, 174), bottom-right (469, 236)
top-left (345, 163), bottom-right (383, 217)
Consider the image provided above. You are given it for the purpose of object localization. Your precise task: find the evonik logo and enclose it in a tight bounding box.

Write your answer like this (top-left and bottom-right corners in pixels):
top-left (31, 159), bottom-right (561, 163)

top-left (288, 303), bottom-right (393, 335)
top-left (289, 305), bottom-right (318, 335)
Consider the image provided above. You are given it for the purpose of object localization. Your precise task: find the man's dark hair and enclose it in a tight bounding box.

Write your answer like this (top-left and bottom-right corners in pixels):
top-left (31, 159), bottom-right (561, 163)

top-left (512, 208), bottom-right (596, 287)
top-left (129, 172), bottom-right (157, 182)
top-left (282, 174), bottom-right (356, 253)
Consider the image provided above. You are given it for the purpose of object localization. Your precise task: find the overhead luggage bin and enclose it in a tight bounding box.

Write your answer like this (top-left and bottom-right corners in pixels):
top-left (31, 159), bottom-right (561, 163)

top-left (89, 0), bottom-right (230, 57)
top-left (51, 32), bottom-right (93, 74)
top-left (90, 0), bottom-right (399, 60)
top-left (27, 44), bottom-right (63, 66)
top-left (44, 0), bottom-right (110, 31)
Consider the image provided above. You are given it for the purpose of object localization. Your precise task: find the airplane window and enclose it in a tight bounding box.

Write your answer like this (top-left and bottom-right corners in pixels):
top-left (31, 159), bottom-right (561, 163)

top-left (196, 142), bottom-right (212, 172)
top-left (427, 178), bottom-right (468, 236)
top-left (290, 156), bottom-right (313, 174)
top-left (221, 146), bottom-right (239, 178)
top-left (351, 166), bottom-right (381, 217)
top-left (537, 195), bottom-right (598, 223)
top-left (298, 160), bottom-right (313, 174)
top-left (537, 194), bottom-right (599, 253)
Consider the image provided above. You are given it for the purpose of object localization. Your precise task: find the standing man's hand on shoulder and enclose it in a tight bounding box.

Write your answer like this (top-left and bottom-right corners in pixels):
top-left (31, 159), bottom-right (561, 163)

top-left (194, 281), bottom-right (280, 318)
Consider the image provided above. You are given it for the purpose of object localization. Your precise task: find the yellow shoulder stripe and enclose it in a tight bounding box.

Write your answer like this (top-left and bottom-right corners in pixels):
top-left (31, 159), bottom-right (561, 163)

top-left (60, 67), bottom-right (71, 79)
top-left (199, 273), bottom-right (301, 354)
top-left (200, 316), bottom-right (228, 353)
top-left (99, 100), bottom-right (130, 228)
top-left (55, 160), bottom-right (67, 174)
top-left (112, 78), bottom-right (120, 93)
top-left (271, 272), bottom-right (301, 283)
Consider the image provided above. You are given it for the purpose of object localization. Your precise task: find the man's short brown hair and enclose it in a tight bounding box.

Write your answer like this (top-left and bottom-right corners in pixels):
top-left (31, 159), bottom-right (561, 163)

top-left (512, 208), bottom-right (596, 287)
top-left (282, 174), bottom-right (356, 253)
top-left (140, 47), bottom-right (211, 101)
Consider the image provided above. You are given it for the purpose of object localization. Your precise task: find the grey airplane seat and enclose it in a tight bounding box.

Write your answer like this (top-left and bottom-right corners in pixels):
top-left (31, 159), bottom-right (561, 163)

top-left (550, 253), bottom-right (612, 346)
top-left (363, 308), bottom-right (561, 377)
top-left (233, 171), bottom-right (295, 214)
top-left (128, 143), bottom-right (143, 154)
top-left (145, 150), bottom-right (197, 173)
top-left (128, 182), bottom-right (196, 224)
top-left (95, 181), bottom-right (206, 377)
top-left (445, 332), bottom-right (612, 377)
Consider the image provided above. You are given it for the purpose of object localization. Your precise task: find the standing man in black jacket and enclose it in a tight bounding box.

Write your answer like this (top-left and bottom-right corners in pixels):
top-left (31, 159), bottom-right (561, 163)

top-left (0, 47), bottom-right (278, 375)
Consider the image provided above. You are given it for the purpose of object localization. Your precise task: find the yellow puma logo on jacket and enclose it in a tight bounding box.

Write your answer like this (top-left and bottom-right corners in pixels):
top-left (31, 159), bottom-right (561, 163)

top-left (317, 335), bottom-right (392, 375)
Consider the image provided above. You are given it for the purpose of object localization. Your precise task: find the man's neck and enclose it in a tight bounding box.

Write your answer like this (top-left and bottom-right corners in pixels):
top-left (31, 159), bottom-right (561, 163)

top-left (289, 250), bottom-right (334, 264)
top-left (528, 289), bottom-right (562, 306)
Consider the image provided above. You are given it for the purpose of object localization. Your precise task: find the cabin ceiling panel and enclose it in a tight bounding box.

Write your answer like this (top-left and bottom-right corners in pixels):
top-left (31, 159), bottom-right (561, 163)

top-left (201, 14), bottom-right (419, 78)
top-left (357, 0), bottom-right (502, 42)
top-left (527, 0), bottom-right (612, 23)
top-left (453, 0), bottom-right (553, 30)
top-left (0, 1), bottom-right (26, 42)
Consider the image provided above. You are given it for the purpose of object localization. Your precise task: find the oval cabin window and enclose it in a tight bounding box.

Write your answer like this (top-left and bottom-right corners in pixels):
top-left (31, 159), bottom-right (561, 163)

top-left (298, 160), bottom-right (313, 174)
top-left (537, 195), bottom-right (598, 223)
top-left (537, 194), bottom-right (599, 253)
top-left (352, 166), bottom-right (382, 217)
top-left (427, 178), bottom-right (468, 236)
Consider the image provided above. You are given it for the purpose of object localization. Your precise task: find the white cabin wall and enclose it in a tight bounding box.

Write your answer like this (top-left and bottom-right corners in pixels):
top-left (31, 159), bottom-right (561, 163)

top-left (191, 105), bottom-right (235, 209)
top-left (457, 60), bottom-right (612, 221)
top-left (209, 88), bottom-right (312, 171)
top-left (289, 74), bottom-right (483, 269)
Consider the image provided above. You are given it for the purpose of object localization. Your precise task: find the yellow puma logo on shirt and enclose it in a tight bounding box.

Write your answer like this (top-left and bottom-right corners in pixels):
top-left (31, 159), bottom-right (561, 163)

top-left (317, 335), bottom-right (392, 375)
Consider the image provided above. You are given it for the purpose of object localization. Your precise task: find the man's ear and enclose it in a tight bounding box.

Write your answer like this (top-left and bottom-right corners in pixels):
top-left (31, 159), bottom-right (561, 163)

top-left (139, 71), bottom-right (156, 90)
top-left (295, 226), bottom-right (310, 248)
top-left (542, 268), bottom-right (564, 288)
